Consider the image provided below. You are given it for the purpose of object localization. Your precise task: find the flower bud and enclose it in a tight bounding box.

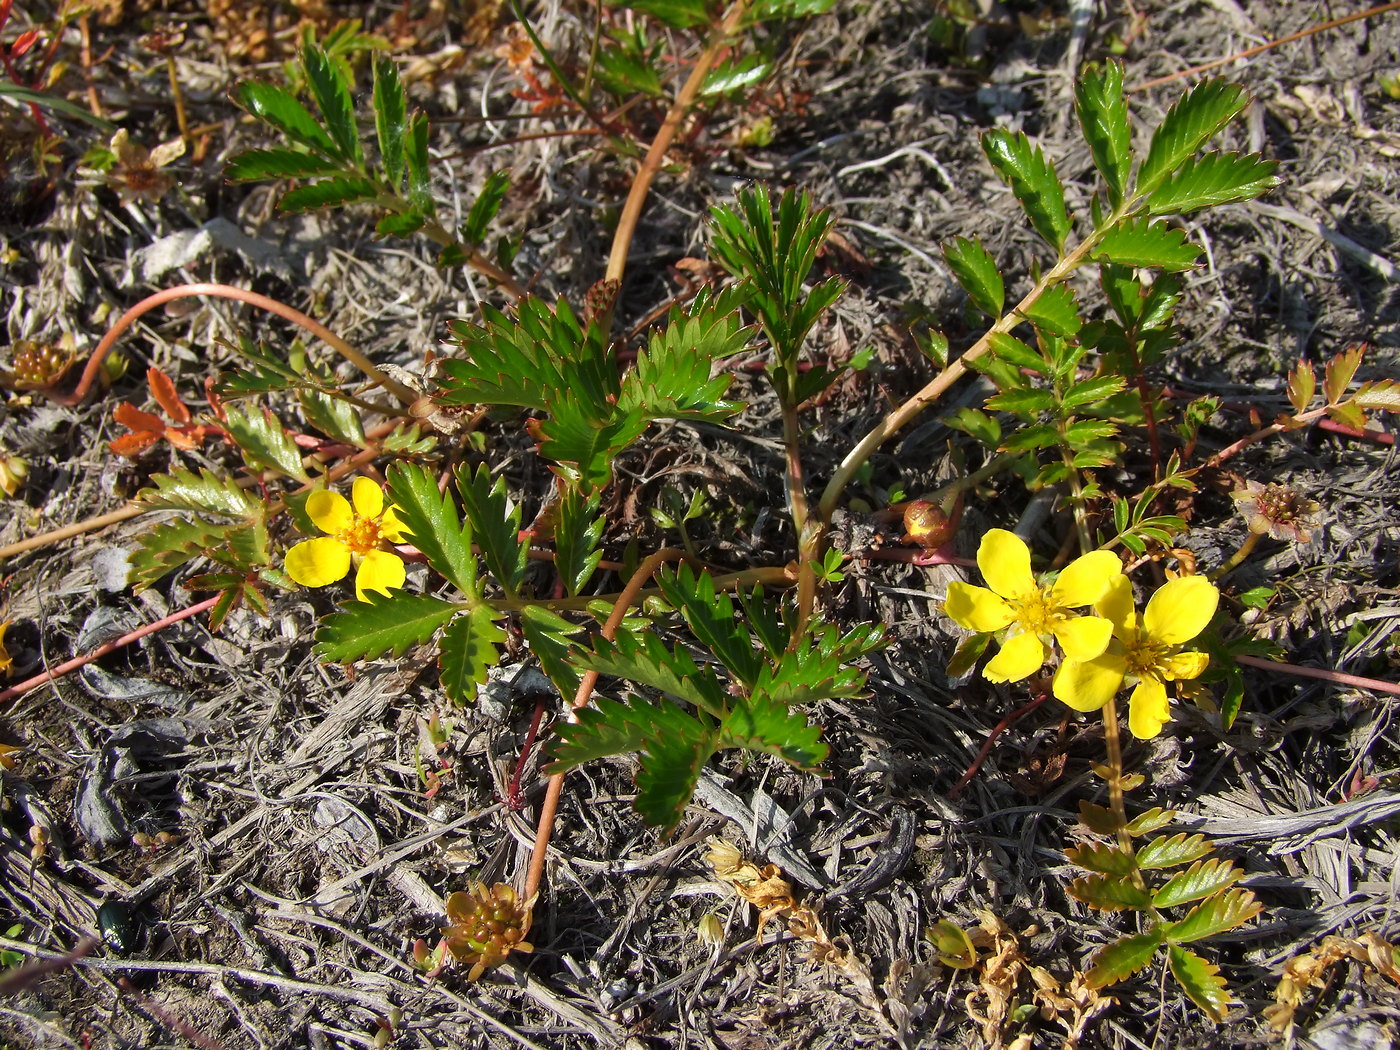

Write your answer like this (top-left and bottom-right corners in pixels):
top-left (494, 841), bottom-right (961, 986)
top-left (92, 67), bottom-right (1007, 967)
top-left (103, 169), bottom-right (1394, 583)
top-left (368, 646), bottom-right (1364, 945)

top-left (901, 500), bottom-right (954, 551)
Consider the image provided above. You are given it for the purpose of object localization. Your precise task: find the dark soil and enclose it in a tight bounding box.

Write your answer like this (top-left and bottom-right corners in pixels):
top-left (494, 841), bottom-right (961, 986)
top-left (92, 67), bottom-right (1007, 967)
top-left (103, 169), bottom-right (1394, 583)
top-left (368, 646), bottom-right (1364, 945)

top-left (2, 1), bottom-right (1399, 1049)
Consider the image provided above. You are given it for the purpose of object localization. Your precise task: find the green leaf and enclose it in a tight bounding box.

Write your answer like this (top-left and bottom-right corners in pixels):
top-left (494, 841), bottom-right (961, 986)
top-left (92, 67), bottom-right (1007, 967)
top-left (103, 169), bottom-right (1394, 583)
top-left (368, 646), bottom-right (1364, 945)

top-left (1323, 344), bottom-right (1364, 404)
top-left (224, 148), bottom-right (344, 183)
top-left (577, 630), bottom-right (730, 717)
top-left (1000, 423), bottom-right (1060, 452)
top-left (278, 176), bottom-right (381, 213)
top-left (405, 112), bottom-right (434, 216)
top-left (439, 605), bottom-right (506, 704)
top-left (1019, 284), bottom-right (1081, 338)
top-left (386, 461), bottom-right (478, 596)
top-left (135, 467), bottom-right (261, 518)
top-left (530, 395), bottom-right (646, 491)
top-left (554, 486), bottom-right (605, 597)
top-left (233, 80), bottom-right (338, 156)
top-left (1065, 842), bottom-right (1136, 876)
top-left (981, 128), bottom-right (1072, 251)
top-left (455, 463), bottom-right (527, 599)
top-left (621, 0), bottom-right (712, 28)
top-left (1168, 944), bottom-right (1234, 1021)
top-left (1065, 419), bottom-right (1120, 444)
top-left (751, 619), bottom-right (883, 707)
top-left (987, 332), bottom-right (1046, 375)
top-left (461, 171), bottom-right (511, 246)
top-left (1078, 800), bottom-right (1122, 836)
top-left (1135, 832), bottom-right (1212, 869)
top-left (719, 692), bottom-right (827, 770)
top-left (945, 408), bottom-right (1002, 448)
top-left (943, 236), bottom-right (1005, 318)
top-left (1062, 375), bottom-right (1127, 409)
top-left (372, 53), bottom-right (407, 189)
top-left (1092, 217), bottom-right (1202, 271)
top-left (1153, 858), bottom-right (1244, 909)
top-left (302, 43), bottom-right (362, 165)
top-left (945, 632), bottom-right (991, 678)
top-left (1068, 873), bottom-right (1153, 911)
top-left (1075, 60), bottom-right (1132, 207)
top-left (298, 387), bottom-right (367, 448)
top-left (128, 519), bottom-right (266, 590)
top-left (519, 605), bottom-right (583, 700)
top-left (1355, 378), bottom-right (1400, 412)
top-left (1123, 807), bottom-right (1175, 837)
top-left (701, 54), bottom-right (771, 97)
top-left (1085, 929), bottom-right (1165, 988)
top-left (985, 388), bottom-right (1056, 415)
top-left (222, 404), bottom-right (310, 481)
top-left (656, 565), bottom-right (763, 686)
top-left (1166, 888), bottom-right (1262, 943)
top-left (1138, 79), bottom-right (1250, 195)
top-left (1146, 152), bottom-right (1279, 215)
top-left (316, 592), bottom-right (465, 662)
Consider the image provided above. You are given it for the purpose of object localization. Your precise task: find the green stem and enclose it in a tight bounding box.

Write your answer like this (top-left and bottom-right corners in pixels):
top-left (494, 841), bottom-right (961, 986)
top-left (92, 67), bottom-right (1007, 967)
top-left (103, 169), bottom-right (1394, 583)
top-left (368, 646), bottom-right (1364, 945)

top-left (1100, 697), bottom-right (1136, 860)
top-left (1209, 531), bottom-right (1260, 581)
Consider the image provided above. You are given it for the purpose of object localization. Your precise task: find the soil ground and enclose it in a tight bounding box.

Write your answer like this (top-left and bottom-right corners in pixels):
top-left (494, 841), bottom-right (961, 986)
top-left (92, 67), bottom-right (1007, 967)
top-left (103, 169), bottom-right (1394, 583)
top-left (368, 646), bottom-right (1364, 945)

top-left (2, 1), bottom-right (1399, 1048)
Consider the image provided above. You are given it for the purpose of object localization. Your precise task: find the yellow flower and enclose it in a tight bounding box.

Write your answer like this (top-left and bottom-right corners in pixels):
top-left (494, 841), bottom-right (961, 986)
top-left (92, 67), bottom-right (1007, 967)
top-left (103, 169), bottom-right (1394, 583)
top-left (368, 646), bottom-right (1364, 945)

top-left (285, 477), bottom-right (408, 602)
top-left (945, 529), bottom-right (1122, 683)
top-left (1053, 574), bottom-right (1219, 739)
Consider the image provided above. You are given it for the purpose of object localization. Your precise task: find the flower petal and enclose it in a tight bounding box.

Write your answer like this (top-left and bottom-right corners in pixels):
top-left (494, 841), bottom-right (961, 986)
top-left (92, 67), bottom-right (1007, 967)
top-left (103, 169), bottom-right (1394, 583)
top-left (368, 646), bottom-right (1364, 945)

top-left (1095, 573), bottom-right (1137, 634)
top-left (945, 582), bottom-right (1016, 632)
top-left (355, 549), bottom-right (406, 601)
top-left (352, 476), bottom-right (385, 520)
top-left (1050, 550), bottom-right (1122, 607)
top-left (983, 630), bottom-right (1046, 683)
top-left (285, 536), bottom-right (351, 588)
top-left (1127, 678), bottom-right (1171, 739)
top-left (1143, 576), bottom-right (1219, 645)
top-left (1161, 650), bottom-right (1210, 682)
top-left (1053, 653), bottom-right (1128, 712)
top-left (1053, 614), bottom-right (1114, 661)
top-left (977, 529), bottom-right (1035, 601)
top-left (307, 489), bottom-right (353, 535)
top-left (379, 504), bottom-right (409, 543)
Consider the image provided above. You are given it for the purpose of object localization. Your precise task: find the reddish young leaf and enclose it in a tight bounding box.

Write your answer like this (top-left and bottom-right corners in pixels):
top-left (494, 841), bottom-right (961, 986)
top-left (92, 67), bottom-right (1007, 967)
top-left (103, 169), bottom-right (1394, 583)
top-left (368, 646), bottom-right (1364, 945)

top-left (10, 28), bottom-right (39, 58)
top-left (148, 367), bottom-right (191, 424)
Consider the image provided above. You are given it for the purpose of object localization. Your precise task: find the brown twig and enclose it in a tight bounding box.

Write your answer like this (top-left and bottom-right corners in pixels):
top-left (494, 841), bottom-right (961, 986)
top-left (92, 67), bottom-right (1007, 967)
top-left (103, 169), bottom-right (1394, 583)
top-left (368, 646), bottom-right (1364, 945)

top-left (947, 692), bottom-right (1048, 799)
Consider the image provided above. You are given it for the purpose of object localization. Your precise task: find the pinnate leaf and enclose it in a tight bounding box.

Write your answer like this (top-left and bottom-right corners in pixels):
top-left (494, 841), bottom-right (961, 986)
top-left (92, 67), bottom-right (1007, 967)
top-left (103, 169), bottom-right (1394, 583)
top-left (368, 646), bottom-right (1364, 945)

top-left (750, 620), bottom-right (882, 707)
top-left (1153, 857), bottom-right (1244, 909)
top-left (386, 461), bottom-right (477, 596)
top-left (1168, 944), bottom-right (1234, 1022)
top-left (233, 81), bottom-right (338, 156)
top-left (1085, 929), bottom-right (1165, 988)
top-left (982, 128), bottom-right (1072, 252)
top-left (438, 605), bottom-right (506, 704)
top-left (1136, 832), bottom-right (1212, 869)
top-left (618, 290), bottom-right (748, 424)
top-left (455, 463), bottom-right (527, 598)
top-left (136, 467), bottom-right (261, 518)
top-left (1068, 873), bottom-right (1153, 911)
top-left (1166, 888), bottom-right (1262, 943)
top-left (1146, 152), bottom-right (1279, 215)
top-left (128, 519), bottom-right (264, 590)
top-left (943, 236), bottom-right (1004, 318)
top-left (1092, 217), bottom-right (1202, 271)
top-left (1075, 60), bottom-right (1132, 206)
top-left (316, 592), bottom-right (464, 663)
top-left (719, 692), bottom-right (827, 770)
top-left (1138, 79), bottom-right (1250, 194)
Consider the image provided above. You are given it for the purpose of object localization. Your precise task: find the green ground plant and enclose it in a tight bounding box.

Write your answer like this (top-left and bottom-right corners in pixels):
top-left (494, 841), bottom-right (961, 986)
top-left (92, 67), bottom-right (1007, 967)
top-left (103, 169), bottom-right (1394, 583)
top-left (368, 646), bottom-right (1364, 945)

top-left (9, 8), bottom-right (1400, 1034)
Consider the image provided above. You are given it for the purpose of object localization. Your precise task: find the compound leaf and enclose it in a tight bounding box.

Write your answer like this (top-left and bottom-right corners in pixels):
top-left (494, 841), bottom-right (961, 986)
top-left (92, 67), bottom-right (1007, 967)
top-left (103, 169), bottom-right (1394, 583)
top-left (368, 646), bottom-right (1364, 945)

top-left (1169, 944), bottom-right (1233, 1021)
top-left (386, 461), bottom-right (477, 596)
top-left (943, 236), bottom-right (1004, 318)
top-left (316, 592), bottom-right (464, 662)
top-left (1147, 152), bottom-right (1279, 215)
top-left (1092, 217), bottom-right (1202, 270)
top-left (982, 128), bottom-right (1072, 252)
top-left (1085, 929), bottom-right (1165, 988)
top-left (1138, 79), bottom-right (1250, 194)
top-left (719, 692), bottom-right (827, 770)
top-left (438, 604), bottom-right (506, 704)
top-left (455, 463), bottom-right (527, 598)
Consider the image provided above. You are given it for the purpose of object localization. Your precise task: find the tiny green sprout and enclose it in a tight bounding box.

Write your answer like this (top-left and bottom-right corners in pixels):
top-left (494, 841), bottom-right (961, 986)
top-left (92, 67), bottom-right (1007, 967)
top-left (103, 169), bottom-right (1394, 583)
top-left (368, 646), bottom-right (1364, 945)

top-left (813, 548), bottom-right (846, 583)
top-left (1, 925), bottom-right (25, 969)
top-left (927, 918), bottom-right (977, 969)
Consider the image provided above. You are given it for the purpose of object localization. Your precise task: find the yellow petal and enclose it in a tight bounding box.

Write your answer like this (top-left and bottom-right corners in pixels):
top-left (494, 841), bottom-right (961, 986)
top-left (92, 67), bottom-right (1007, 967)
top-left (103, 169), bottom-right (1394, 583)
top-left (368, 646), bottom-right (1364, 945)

top-left (1127, 678), bottom-right (1171, 739)
top-left (352, 476), bottom-right (385, 520)
top-left (1162, 650), bottom-right (1210, 682)
top-left (286, 536), bottom-right (351, 588)
top-left (977, 529), bottom-right (1035, 601)
top-left (1050, 550), bottom-right (1121, 608)
top-left (355, 549), bottom-right (406, 601)
top-left (983, 630), bottom-right (1046, 683)
top-left (380, 504), bottom-right (409, 543)
top-left (1095, 574), bottom-right (1137, 634)
top-left (307, 489), bottom-right (353, 535)
top-left (1143, 576), bottom-right (1219, 645)
top-left (945, 582), bottom-right (1016, 632)
top-left (1053, 614), bottom-right (1114, 661)
top-left (1053, 654), bottom-right (1128, 712)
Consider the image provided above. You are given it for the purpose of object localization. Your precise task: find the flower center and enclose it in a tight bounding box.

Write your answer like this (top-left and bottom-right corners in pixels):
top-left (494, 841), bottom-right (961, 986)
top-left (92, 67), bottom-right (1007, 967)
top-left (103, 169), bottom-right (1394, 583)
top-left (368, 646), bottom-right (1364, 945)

top-left (1011, 589), bottom-right (1060, 635)
top-left (337, 517), bottom-right (383, 557)
top-left (1122, 634), bottom-right (1169, 680)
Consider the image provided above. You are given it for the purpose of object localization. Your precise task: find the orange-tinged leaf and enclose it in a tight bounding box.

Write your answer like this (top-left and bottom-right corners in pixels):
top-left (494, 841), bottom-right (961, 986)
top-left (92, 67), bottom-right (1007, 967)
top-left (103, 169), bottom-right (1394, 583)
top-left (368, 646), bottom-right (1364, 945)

top-left (1078, 800), bottom-right (1121, 835)
top-left (1355, 378), bottom-right (1400, 412)
top-left (1325, 402), bottom-right (1368, 431)
top-left (1166, 888), bottom-right (1262, 943)
top-left (1065, 842), bottom-right (1135, 876)
top-left (1285, 359), bottom-right (1314, 415)
top-left (1168, 944), bottom-right (1234, 1021)
top-left (113, 401), bottom-right (166, 434)
top-left (1085, 928), bottom-right (1164, 988)
top-left (11, 29), bottom-right (40, 57)
top-left (109, 431), bottom-right (161, 457)
top-left (1323, 344), bottom-right (1364, 405)
top-left (1068, 873), bottom-right (1152, 911)
top-left (1123, 807), bottom-right (1175, 837)
top-left (148, 367), bottom-right (190, 424)
top-left (164, 427), bottom-right (203, 451)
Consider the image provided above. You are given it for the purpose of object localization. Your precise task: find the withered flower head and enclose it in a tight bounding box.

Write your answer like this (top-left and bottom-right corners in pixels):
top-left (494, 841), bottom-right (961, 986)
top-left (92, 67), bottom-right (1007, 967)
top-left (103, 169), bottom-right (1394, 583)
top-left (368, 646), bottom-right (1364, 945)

top-left (1230, 480), bottom-right (1322, 543)
top-left (137, 23), bottom-right (187, 54)
top-left (103, 129), bottom-right (185, 203)
top-left (5, 336), bottom-right (76, 392)
top-left (441, 882), bottom-right (535, 981)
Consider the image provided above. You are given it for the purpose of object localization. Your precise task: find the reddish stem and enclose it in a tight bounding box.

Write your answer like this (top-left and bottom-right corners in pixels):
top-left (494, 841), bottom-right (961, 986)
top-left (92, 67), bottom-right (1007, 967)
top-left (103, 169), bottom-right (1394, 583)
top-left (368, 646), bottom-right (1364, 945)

top-left (504, 698), bottom-right (550, 811)
top-left (1235, 654), bottom-right (1400, 698)
top-left (947, 692), bottom-right (1049, 800)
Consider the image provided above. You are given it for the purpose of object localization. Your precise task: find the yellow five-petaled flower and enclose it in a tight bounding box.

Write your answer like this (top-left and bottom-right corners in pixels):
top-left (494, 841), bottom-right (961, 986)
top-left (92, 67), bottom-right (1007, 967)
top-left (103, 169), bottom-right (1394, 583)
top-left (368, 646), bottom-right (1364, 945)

top-left (945, 529), bottom-right (1123, 684)
top-left (1053, 574), bottom-right (1219, 740)
top-left (285, 477), bottom-right (408, 602)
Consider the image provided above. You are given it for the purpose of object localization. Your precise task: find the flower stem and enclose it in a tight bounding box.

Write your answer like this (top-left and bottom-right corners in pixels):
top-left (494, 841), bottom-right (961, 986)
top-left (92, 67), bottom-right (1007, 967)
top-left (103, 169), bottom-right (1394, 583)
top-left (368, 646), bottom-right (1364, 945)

top-left (1100, 697), bottom-right (1135, 856)
top-left (1209, 531), bottom-right (1260, 581)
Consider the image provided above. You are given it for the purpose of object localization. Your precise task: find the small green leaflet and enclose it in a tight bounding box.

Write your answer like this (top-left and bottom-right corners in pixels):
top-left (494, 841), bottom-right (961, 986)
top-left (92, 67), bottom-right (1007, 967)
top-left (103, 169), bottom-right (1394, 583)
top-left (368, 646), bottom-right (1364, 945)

top-left (1019, 284), bottom-right (1081, 338)
top-left (222, 404), bottom-right (309, 481)
top-left (1074, 60), bottom-right (1132, 207)
top-left (943, 236), bottom-right (1004, 318)
top-left (1153, 858), bottom-right (1244, 909)
top-left (1138, 78), bottom-right (1250, 195)
top-left (462, 171), bottom-right (511, 246)
top-left (136, 467), bottom-right (261, 518)
top-left (372, 54), bottom-right (407, 189)
top-left (278, 176), bottom-right (381, 213)
top-left (316, 592), bottom-right (465, 663)
top-left (455, 463), bottom-right (528, 599)
top-left (438, 605), bottom-right (507, 704)
top-left (386, 461), bottom-right (478, 596)
top-left (298, 387), bottom-right (366, 448)
top-left (1092, 217), bottom-right (1202, 271)
top-left (576, 630), bottom-right (729, 718)
top-left (718, 693), bottom-right (826, 770)
top-left (519, 605), bottom-right (582, 700)
top-left (619, 0), bottom-right (711, 29)
top-left (1168, 944), bottom-right (1233, 1021)
top-left (702, 55), bottom-right (770, 97)
top-left (554, 486), bottom-right (605, 597)
top-left (656, 564), bottom-right (763, 686)
top-left (981, 129), bottom-right (1072, 252)
top-left (1146, 152), bottom-right (1279, 214)
top-left (1085, 929), bottom-right (1164, 988)
top-left (1165, 888), bottom-right (1262, 944)
top-left (233, 81), bottom-right (338, 156)
top-left (224, 148), bottom-right (343, 183)
top-left (302, 43), bottom-right (362, 166)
